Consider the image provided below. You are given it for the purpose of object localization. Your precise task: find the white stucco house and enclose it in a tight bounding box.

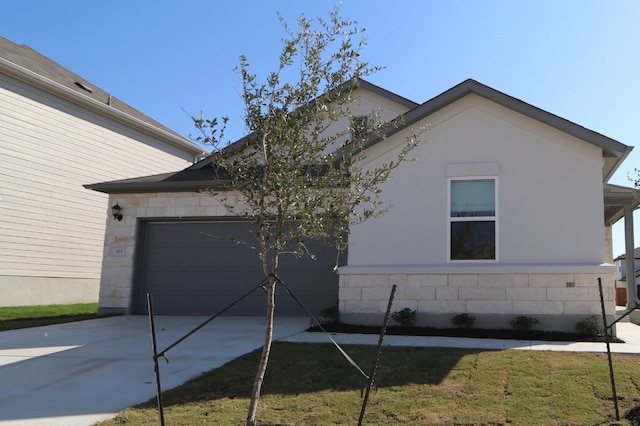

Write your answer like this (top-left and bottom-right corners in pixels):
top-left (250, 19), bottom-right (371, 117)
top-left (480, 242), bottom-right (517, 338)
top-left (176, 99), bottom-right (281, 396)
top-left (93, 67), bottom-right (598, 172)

top-left (0, 37), bottom-right (204, 306)
top-left (86, 79), bottom-right (638, 333)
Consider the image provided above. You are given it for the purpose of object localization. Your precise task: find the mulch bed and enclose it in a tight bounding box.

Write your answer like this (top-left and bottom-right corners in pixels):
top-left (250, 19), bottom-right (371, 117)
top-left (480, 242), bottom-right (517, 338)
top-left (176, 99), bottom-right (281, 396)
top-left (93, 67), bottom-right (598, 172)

top-left (308, 323), bottom-right (623, 343)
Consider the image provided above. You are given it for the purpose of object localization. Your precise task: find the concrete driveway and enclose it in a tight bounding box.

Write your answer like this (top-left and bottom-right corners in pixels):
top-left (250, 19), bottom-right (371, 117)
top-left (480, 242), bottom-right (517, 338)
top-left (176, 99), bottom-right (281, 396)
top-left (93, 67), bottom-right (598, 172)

top-left (0, 315), bottom-right (309, 426)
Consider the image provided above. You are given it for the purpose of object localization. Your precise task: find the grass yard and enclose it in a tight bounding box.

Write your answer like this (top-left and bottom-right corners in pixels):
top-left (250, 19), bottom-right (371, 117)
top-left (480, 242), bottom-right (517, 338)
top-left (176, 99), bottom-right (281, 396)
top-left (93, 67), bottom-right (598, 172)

top-left (0, 303), bottom-right (99, 331)
top-left (97, 342), bottom-right (640, 425)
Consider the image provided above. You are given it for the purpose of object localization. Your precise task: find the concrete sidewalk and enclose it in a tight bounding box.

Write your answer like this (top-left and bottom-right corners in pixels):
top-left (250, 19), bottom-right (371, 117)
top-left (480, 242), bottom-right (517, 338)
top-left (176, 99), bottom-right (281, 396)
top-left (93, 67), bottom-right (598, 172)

top-left (1, 315), bottom-right (639, 426)
top-left (284, 321), bottom-right (640, 353)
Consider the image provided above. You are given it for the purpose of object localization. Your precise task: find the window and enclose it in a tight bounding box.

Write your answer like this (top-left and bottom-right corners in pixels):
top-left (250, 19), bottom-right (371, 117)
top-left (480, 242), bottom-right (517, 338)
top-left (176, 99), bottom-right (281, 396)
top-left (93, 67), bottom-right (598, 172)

top-left (449, 178), bottom-right (496, 261)
top-left (352, 116), bottom-right (368, 141)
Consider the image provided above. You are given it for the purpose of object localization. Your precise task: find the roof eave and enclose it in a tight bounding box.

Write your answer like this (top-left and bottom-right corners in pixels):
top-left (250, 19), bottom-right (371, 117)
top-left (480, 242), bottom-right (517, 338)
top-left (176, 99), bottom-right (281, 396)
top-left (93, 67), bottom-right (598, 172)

top-left (0, 57), bottom-right (205, 156)
top-left (84, 180), bottom-right (226, 194)
top-left (361, 79), bottom-right (632, 182)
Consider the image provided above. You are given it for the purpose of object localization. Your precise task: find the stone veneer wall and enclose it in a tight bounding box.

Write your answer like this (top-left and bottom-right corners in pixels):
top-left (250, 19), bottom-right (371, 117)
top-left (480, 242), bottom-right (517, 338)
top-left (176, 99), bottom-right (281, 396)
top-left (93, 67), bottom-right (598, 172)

top-left (99, 191), bottom-right (617, 334)
top-left (98, 191), bottom-right (237, 314)
top-left (339, 272), bottom-right (616, 333)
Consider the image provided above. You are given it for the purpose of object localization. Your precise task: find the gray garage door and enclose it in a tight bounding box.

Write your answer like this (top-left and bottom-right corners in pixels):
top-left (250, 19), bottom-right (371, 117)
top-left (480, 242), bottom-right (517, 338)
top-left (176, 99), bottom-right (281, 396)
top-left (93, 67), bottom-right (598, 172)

top-left (132, 221), bottom-right (341, 316)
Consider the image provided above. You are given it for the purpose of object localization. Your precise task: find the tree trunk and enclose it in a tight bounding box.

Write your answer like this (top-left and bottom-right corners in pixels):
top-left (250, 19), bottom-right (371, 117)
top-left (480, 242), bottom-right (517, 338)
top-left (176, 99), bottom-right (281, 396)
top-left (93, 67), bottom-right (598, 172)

top-left (246, 279), bottom-right (276, 426)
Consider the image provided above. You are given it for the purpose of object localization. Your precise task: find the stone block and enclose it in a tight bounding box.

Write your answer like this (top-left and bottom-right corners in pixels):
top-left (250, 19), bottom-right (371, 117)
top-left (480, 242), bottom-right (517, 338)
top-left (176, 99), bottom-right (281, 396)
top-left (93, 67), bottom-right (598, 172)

top-left (362, 286), bottom-right (395, 300)
top-left (389, 274), bottom-right (408, 287)
top-left (396, 286), bottom-right (435, 300)
top-left (343, 299), bottom-right (380, 314)
top-left (563, 300), bottom-right (605, 315)
top-left (114, 287), bottom-right (132, 298)
top-left (122, 197), bottom-right (149, 208)
top-left (513, 300), bottom-right (563, 315)
top-left (408, 274), bottom-right (448, 287)
top-left (448, 274), bottom-right (478, 287)
top-left (478, 274), bottom-right (529, 287)
top-left (339, 287), bottom-right (362, 300)
top-left (175, 197), bottom-right (201, 207)
top-left (529, 274), bottom-right (574, 287)
top-left (418, 300), bottom-right (466, 314)
top-left (103, 255), bottom-right (133, 268)
top-left (175, 207), bottom-right (189, 217)
top-left (199, 196), bottom-right (221, 206)
top-left (347, 275), bottom-right (389, 288)
top-left (467, 300), bottom-right (513, 314)
top-left (205, 206), bottom-right (221, 216)
top-left (436, 287), bottom-right (458, 300)
top-left (574, 274), bottom-right (602, 287)
top-left (547, 287), bottom-right (592, 301)
top-left (111, 297), bottom-right (130, 309)
top-left (506, 287), bottom-right (547, 301)
top-left (459, 287), bottom-right (505, 301)
top-left (149, 197), bottom-right (176, 207)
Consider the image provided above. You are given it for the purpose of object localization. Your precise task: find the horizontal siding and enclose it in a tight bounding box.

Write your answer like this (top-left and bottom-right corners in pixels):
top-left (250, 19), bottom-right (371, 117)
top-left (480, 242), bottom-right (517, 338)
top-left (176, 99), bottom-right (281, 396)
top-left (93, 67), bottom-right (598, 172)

top-left (0, 73), bottom-right (196, 280)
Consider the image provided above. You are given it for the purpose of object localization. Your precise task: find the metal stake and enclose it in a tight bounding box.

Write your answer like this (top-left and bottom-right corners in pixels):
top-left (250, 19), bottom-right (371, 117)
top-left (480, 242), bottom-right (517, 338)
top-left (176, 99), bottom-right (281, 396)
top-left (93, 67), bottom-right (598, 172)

top-left (598, 278), bottom-right (619, 421)
top-left (147, 293), bottom-right (165, 426)
top-left (358, 284), bottom-right (397, 426)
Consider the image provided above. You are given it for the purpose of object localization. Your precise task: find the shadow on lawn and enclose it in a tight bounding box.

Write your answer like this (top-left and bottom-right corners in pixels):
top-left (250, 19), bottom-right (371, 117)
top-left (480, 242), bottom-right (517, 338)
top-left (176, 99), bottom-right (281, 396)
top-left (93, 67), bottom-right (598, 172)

top-left (148, 342), bottom-right (482, 408)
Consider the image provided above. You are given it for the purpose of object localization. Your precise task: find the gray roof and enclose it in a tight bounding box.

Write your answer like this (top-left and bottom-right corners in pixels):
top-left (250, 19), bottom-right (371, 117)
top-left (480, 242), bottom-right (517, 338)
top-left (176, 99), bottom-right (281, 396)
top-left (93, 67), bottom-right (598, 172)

top-left (614, 247), bottom-right (640, 261)
top-left (85, 79), bottom-right (635, 196)
top-left (361, 79), bottom-right (632, 182)
top-left (0, 36), bottom-right (203, 155)
top-left (603, 183), bottom-right (640, 225)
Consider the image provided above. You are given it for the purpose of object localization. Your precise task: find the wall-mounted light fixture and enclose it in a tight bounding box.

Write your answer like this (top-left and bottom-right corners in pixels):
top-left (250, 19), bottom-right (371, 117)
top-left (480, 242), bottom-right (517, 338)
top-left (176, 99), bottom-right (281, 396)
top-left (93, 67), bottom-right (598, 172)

top-left (112, 203), bottom-right (123, 221)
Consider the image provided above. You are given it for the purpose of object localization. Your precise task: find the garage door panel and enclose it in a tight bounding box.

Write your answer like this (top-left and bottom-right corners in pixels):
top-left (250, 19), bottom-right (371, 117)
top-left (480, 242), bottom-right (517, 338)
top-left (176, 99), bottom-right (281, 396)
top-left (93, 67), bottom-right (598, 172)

top-left (134, 221), bottom-right (341, 315)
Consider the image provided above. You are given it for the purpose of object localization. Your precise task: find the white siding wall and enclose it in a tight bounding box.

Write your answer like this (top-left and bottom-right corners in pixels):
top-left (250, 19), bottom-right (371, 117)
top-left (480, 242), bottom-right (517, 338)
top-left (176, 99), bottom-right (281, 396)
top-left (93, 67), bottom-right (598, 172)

top-left (0, 73), bottom-right (195, 306)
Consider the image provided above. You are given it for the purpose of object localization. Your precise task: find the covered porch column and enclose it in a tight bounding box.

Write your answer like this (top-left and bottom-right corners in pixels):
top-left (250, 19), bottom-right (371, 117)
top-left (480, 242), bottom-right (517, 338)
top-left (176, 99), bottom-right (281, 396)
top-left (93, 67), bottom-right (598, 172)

top-left (603, 184), bottom-right (638, 309)
top-left (623, 203), bottom-right (636, 308)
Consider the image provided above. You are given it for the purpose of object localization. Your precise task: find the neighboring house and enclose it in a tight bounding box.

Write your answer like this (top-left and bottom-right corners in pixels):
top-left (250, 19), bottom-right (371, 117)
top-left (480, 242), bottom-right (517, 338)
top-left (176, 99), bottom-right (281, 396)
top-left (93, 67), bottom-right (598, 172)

top-left (614, 247), bottom-right (640, 301)
top-left (0, 37), bottom-right (204, 306)
top-left (86, 79), bottom-right (639, 333)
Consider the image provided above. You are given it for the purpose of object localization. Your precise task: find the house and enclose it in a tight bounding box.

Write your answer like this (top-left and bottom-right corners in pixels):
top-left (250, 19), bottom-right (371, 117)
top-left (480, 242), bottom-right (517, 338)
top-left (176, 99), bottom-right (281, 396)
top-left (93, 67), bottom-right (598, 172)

top-left (614, 247), bottom-right (640, 303)
top-left (86, 79), bottom-right (639, 333)
top-left (0, 37), bottom-right (204, 307)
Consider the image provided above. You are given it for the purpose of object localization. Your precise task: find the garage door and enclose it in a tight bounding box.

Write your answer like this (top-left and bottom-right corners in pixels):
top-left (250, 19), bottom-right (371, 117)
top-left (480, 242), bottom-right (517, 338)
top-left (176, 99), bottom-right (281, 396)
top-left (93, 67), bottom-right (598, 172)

top-left (132, 221), bottom-right (341, 316)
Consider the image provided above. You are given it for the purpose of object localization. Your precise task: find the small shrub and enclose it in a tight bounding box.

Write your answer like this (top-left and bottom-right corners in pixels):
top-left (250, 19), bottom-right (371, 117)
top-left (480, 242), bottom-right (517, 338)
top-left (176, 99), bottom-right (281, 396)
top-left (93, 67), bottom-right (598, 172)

top-left (510, 315), bottom-right (540, 331)
top-left (317, 304), bottom-right (339, 325)
top-left (391, 308), bottom-right (416, 328)
top-left (574, 315), bottom-right (604, 336)
top-left (451, 313), bottom-right (475, 329)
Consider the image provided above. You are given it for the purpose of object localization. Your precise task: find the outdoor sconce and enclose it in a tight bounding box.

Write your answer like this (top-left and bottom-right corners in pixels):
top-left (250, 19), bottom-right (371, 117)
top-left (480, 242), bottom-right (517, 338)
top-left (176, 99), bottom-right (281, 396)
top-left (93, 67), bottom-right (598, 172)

top-left (111, 203), bottom-right (123, 221)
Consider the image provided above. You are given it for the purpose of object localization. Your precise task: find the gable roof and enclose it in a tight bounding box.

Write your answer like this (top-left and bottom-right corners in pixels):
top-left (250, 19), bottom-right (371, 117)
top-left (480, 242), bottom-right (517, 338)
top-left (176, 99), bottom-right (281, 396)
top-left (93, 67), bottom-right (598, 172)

top-left (0, 36), bottom-right (203, 156)
top-left (190, 78), bottom-right (419, 171)
top-left (85, 79), bottom-right (635, 194)
top-left (362, 79), bottom-right (632, 182)
top-left (614, 247), bottom-right (640, 261)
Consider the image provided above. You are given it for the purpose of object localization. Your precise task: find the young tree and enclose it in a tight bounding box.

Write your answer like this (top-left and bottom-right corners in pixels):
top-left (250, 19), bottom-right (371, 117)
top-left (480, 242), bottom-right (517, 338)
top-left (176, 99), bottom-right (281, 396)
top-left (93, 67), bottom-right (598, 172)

top-left (193, 7), bottom-right (423, 426)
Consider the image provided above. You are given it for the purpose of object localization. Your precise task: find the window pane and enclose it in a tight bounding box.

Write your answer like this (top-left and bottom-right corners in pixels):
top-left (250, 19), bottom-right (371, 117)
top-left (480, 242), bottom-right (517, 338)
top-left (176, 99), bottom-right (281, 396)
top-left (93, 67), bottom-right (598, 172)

top-left (450, 221), bottom-right (495, 260)
top-left (451, 179), bottom-right (495, 217)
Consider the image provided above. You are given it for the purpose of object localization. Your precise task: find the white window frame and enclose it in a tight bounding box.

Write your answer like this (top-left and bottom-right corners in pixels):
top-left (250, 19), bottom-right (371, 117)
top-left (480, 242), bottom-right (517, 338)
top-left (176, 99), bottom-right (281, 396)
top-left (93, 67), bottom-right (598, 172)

top-left (447, 176), bottom-right (499, 262)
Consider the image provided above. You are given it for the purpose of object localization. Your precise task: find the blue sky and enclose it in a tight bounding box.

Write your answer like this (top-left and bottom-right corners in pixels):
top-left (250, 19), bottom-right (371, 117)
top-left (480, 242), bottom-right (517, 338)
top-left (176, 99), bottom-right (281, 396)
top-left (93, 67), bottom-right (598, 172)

top-left (2, 1), bottom-right (639, 257)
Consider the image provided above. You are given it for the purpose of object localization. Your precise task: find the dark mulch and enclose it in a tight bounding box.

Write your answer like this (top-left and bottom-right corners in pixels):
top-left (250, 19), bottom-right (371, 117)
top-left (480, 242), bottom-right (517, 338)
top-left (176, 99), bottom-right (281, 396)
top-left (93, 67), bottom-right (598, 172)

top-left (308, 322), bottom-right (623, 343)
top-left (626, 405), bottom-right (640, 425)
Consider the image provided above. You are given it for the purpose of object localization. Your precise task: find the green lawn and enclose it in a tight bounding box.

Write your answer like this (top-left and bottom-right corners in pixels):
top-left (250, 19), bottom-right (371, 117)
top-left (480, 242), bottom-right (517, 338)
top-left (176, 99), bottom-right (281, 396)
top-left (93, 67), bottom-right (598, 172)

top-left (97, 341), bottom-right (640, 425)
top-left (0, 303), bottom-right (99, 331)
